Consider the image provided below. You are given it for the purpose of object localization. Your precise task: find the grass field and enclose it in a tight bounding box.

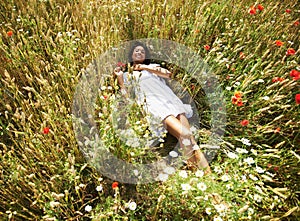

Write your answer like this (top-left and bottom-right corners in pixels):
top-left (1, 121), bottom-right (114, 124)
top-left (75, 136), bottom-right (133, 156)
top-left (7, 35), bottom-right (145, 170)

top-left (0, 0), bottom-right (299, 220)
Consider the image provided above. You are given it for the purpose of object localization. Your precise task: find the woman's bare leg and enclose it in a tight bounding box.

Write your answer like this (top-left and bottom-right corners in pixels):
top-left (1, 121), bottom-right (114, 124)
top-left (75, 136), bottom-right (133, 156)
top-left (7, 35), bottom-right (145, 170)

top-left (163, 114), bottom-right (210, 171)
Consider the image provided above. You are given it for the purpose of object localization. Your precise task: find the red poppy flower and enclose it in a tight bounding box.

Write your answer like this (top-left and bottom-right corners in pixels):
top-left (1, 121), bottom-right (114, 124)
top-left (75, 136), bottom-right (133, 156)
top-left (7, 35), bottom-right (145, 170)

top-left (272, 77), bottom-right (284, 83)
top-left (237, 100), bottom-right (244, 106)
top-left (290, 69), bottom-right (300, 81)
top-left (249, 6), bottom-right (256, 15)
top-left (234, 91), bottom-right (243, 98)
top-left (191, 85), bottom-right (195, 90)
top-left (43, 127), bottom-right (50, 134)
top-left (116, 62), bottom-right (126, 67)
top-left (240, 119), bottom-right (249, 126)
top-left (275, 40), bottom-right (284, 46)
top-left (286, 48), bottom-right (296, 56)
top-left (257, 4), bottom-right (264, 11)
top-left (294, 21), bottom-right (300, 26)
top-left (204, 45), bottom-right (210, 51)
top-left (285, 9), bottom-right (291, 13)
top-left (112, 181), bottom-right (119, 189)
top-left (194, 29), bottom-right (200, 34)
top-left (295, 94), bottom-right (300, 105)
top-left (7, 31), bottom-right (13, 37)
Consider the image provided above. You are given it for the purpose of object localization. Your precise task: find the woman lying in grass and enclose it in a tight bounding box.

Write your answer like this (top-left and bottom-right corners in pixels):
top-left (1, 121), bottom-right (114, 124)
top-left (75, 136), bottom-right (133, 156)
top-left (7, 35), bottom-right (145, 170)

top-left (114, 41), bottom-right (210, 173)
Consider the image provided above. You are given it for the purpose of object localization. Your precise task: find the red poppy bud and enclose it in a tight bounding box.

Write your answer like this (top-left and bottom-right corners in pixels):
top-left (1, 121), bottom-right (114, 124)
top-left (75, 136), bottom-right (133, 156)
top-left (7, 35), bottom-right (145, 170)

top-left (249, 6), bottom-right (256, 15)
top-left (275, 40), bottom-right (284, 46)
top-left (240, 119), bottom-right (249, 126)
top-left (112, 181), bottom-right (119, 189)
top-left (286, 48), bottom-right (296, 56)
top-left (295, 94), bottom-right (300, 105)
top-left (257, 4), bottom-right (264, 11)
top-left (43, 127), bottom-right (50, 134)
top-left (204, 45), bottom-right (210, 51)
top-left (7, 31), bottom-right (13, 37)
top-left (285, 9), bottom-right (291, 13)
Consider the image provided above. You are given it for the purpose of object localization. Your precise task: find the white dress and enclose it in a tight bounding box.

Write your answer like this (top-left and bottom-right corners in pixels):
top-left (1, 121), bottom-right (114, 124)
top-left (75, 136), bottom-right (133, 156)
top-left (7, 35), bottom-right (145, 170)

top-left (124, 64), bottom-right (193, 137)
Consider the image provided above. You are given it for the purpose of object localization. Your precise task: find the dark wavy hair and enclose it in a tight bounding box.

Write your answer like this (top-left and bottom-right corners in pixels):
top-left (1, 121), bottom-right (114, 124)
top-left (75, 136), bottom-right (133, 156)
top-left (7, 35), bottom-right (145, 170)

top-left (128, 41), bottom-right (151, 65)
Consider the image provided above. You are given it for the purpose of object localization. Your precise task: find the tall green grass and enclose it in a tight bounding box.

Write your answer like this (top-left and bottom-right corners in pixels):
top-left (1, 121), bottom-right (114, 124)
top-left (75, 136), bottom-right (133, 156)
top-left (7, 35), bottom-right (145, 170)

top-left (0, 0), bottom-right (299, 220)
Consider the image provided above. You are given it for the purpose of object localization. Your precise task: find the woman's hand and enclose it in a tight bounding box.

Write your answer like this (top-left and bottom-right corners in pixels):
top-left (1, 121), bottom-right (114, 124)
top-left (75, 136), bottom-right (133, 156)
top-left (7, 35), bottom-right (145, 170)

top-left (114, 67), bottom-right (123, 76)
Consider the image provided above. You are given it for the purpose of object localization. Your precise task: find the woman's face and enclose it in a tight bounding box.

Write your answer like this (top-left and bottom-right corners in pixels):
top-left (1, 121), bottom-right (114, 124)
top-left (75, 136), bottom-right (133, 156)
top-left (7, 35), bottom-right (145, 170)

top-left (132, 46), bottom-right (146, 64)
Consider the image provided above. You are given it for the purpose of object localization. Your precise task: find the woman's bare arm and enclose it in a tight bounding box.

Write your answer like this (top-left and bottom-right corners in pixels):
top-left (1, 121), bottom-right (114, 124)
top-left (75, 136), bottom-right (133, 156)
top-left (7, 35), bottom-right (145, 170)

top-left (133, 64), bottom-right (171, 79)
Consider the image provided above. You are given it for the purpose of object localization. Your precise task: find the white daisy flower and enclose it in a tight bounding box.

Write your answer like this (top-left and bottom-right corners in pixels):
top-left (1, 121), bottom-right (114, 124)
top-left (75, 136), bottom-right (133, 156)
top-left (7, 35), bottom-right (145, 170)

top-left (178, 170), bottom-right (188, 178)
top-left (96, 185), bottom-right (103, 192)
top-left (195, 170), bottom-right (204, 178)
top-left (169, 151), bottom-right (179, 158)
top-left (181, 183), bottom-right (192, 191)
top-left (197, 182), bottom-right (207, 191)
top-left (85, 205), bottom-right (92, 212)
top-left (128, 201), bottom-right (137, 211)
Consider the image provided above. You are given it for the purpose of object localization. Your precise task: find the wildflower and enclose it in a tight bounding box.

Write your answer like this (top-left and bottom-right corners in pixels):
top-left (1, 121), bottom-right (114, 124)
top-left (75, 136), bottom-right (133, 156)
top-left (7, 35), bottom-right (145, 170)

top-left (236, 147), bottom-right (248, 154)
top-left (296, 94), bottom-right (300, 105)
top-left (234, 91), bottom-right (242, 98)
top-left (249, 174), bottom-right (258, 181)
top-left (205, 207), bottom-right (212, 215)
top-left (244, 157), bottom-right (255, 165)
top-left (195, 170), bottom-right (204, 177)
top-left (220, 174), bottom-right (231, 182)
top-left (285, 9), bottom-right (291, 13)
top-left (275, 40), bottom-right (284, 46)
top-left (96, 185), bottom-right (103, 192)
top-left (128, 201), bottom-right (137, 211)
top-left (290, 69), bottom-right (300, 81)
top-left (227, 152), bottom-right (238, 159)
top-left (214, 216), bottom-right (223, 221)
top-left (204, 45), bottom-right (211, 51)
top-left (178, 170), bottom-right (188, 178)
top-left (272, 77), bottom-right (284, 83)
top-left (112, 181), bottom-right (119, 189)
top-left (7, 31), bottom-right (13, 37)
top-left (194, 29), bottom-right (200, 34)
top-left (117, 61), bottom-right (126, 67)
top-left (240, 119), bottom-right (249, 126)
top-left (197, 182), bottom-right (207, 191)
top-left (43, 127), bottom-right (50, 134)
top-left (214, 166), bottom-right (223, 174)
top-left (181, 183), bottom-right (192, 191)
top-left (158, 173), bottom-right (168, 182)
top-left (85, 205), bottom-right (92, 212)
top-left (50, 201), bottom-right (60, 208)
top-left (286, 48), bottom-right (296, 56)
top-left (253, 194), bottom-right (262, 202)
top-left (169, 150), bottom-right (178, 158)
top-left (214, 203), bottom-right (226, 213)
top-left (294, 21), bottom-right (300, 26)
top-left (249, 6), bottom-right (256, 15)
top-left (257, 4), bottom-right (264, 11)
top-left (232, 91), bottom-right (244, 106)
top-left (241, 138), bottom-right (251, 146)
top-left (262, 96), bottom-right (269, 100)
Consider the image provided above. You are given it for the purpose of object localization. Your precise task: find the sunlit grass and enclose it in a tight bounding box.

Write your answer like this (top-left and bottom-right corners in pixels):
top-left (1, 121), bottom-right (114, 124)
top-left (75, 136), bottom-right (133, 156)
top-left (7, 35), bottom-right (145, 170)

top-left (0, 0), bottom-right (299, 220)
